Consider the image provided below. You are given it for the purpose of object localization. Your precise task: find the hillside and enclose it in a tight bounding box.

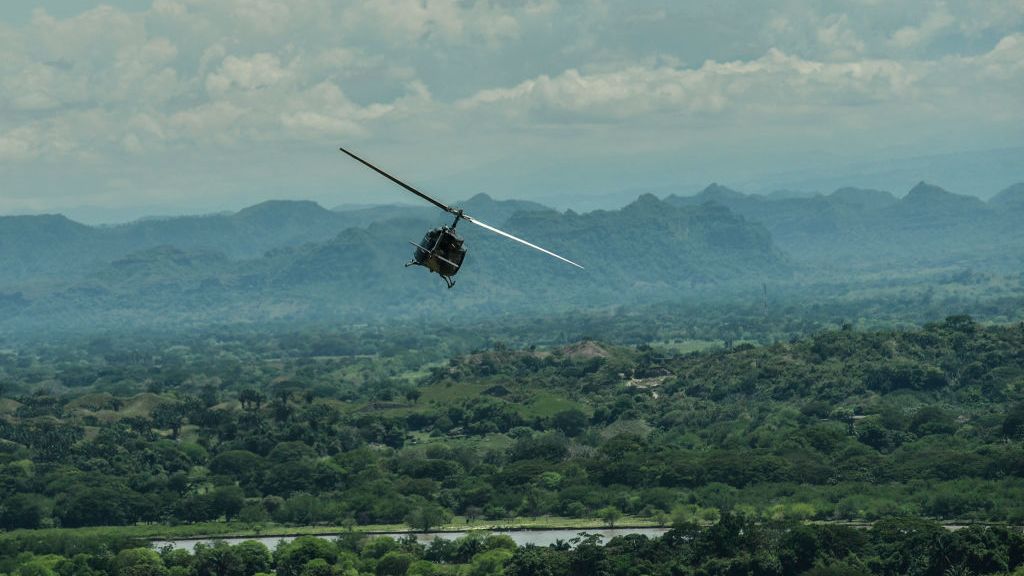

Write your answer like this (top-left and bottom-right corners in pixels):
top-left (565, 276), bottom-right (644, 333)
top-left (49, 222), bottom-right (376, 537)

top-left (990, 182), bottom-right (1024, 210)
top-left (0, 195), bottom-right (549, 290)
top-left (0, 215), bottom-right (109, 286)
top-left (1, 196), bottom-right (787, 331)
top-left (3, 182), bottom-right (1022, 333)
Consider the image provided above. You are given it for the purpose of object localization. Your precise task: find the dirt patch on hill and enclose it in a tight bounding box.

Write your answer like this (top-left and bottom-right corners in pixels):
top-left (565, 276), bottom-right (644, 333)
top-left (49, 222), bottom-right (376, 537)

top-left (561, 341), bottom-right (610, 360)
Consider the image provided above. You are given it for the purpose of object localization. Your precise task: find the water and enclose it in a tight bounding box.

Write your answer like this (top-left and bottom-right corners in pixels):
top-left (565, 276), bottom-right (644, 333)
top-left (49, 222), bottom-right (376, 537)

top-left (153, 527), bottom-right (670, 553)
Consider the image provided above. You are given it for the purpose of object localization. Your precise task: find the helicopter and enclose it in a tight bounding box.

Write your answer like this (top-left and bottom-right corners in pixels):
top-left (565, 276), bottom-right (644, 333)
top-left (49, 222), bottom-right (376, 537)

top-left (339, 147), bottom-right (583, 288)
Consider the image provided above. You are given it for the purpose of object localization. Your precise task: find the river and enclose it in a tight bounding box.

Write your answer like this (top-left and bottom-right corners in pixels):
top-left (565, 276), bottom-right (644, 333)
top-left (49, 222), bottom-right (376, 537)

top-left (153, 527), bottom-right (670, 552)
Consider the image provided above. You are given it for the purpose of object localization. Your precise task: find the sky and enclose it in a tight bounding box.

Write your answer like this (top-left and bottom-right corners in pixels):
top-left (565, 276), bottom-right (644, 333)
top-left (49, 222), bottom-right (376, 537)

top-left (1, 0), bottom-right (1022, 223)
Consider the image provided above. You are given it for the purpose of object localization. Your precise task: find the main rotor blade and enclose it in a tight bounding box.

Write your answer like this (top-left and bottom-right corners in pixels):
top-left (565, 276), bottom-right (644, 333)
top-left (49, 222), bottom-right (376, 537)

top-left (465, 216), bottom-right (584, 269)
top-left (339, 147), bottom-right (454, 215)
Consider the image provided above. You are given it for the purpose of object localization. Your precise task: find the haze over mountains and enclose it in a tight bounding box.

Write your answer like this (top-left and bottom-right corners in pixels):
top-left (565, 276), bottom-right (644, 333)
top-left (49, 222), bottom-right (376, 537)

top-left (1, 181), bottom-right (1021, 333)
top-left (667, 181), bottom-right (1024, 272)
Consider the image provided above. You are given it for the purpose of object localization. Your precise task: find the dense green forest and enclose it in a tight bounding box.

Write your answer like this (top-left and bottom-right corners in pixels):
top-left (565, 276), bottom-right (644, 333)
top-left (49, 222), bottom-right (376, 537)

top-left (2, 314), bottom-right (1023, 574)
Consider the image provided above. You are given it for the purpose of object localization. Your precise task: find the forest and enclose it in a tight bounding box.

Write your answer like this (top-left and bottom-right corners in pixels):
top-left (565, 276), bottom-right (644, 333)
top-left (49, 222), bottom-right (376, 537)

top-left (1, 313), bottom-right (1023, 574)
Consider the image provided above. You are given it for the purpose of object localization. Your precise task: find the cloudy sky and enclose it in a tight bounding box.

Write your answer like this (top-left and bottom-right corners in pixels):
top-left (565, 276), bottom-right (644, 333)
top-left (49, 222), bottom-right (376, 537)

top-left (1, 0), bottom-right (1022, 222)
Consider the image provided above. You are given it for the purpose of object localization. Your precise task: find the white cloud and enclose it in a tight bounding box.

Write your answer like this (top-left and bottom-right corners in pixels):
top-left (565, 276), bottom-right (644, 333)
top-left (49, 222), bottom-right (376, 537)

top-left (206, 53), bottom-right (291, 95)
top-left (28, 5), bottom-right (145, 63)
top-left (816, 14), bottom-right (866, 60)
top-left (229, 0), bottom-right (292, 35)
top-left (6, 63), bottom-right (67, 111)
top-left (340, 0), bottom-right (522, 47)
top-left (975, 33), bottom-right (1024, 80)
top-left (0, 126), bottom-right (41, 162)
top-left (169, 102), bottom-right (246, 144)
top-left (152, 0), bottom-right (187, 18)
top-left (458, 49), bottom-right (916, 121)
top-left (279, 81), bottom-right (373, 137)
top-left (890, 4), bottom-right (955, 49)
top-left (955, 0), bottom-right (1024, 37)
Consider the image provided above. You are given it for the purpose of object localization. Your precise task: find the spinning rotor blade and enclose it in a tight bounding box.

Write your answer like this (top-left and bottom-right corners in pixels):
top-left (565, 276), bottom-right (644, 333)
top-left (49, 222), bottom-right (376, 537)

top-left (339, 146), bottom-right (583, 270)
top-left (339, 147), bottom-right (454, 214)
top-left (464, 215), bottom-right (584, 269)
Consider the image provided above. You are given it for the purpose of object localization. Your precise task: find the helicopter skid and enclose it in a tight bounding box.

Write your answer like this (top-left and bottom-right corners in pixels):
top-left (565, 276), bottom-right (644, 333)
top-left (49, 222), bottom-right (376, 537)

top-left (404, 257), bottom-right (456, 289)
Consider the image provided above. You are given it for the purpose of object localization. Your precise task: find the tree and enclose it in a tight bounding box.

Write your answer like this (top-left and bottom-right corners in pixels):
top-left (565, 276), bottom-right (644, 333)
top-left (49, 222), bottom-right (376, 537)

top-left (568, 533), bottom-right (607, 576)
top-left (209, 450), bottom-right (264, 486)
top-left (507, 546), bottom-right (569, 576)
top-left (237, 389), bottom-right (263, 412)
top-left (274, 537), bottom-right (338, 576)
top-left (192, 537), bottom-right (270, 573)
top-left (1003, 403), bottom-right (1024, 440)
top-left (0, 493), bottom-right (46, 530)
top-left (13, 558), bottom-right (62, 576)
top-left (299, 558), bottom-right (333, 576)
top-left (652, 511), bottom-right (669, 527)
top-left (211, 485), bottom-right (246, 521)
top-left (468, 549), bottom-right (514, 576)
top-left (152, 403), bottom-right (187, 439)
top-left (910, 406), bottom-right (957, 436)
top-left (405, 504), bottom-right (451, 532)
top-left (407, 560), bottom-right (441, 576)
top-left (54, 485), bottom-right (140, 527)
top-left (376, 551), bottom-right (415, 576)
top-left (54, 554), bottom-right (104, 576)
top-left (192, 542), bottom-right (237, 576)
top-left (115, 548), bottom-right (168, 576)
top-left (778, 524), bottom-right (819, 574)
top-left (178, 492), bottom-right (217, 524)
top-left (552, 409), bottom-right (588, 437)
top-left (599, 506), bottom-right (622, 528)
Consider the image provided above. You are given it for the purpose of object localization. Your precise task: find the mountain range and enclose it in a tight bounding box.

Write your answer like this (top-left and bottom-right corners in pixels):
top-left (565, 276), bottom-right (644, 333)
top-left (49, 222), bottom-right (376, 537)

top-left (0, 194), bottom-right (547, 289)
top-left (666, 181), bottom-right (1024, 272)
top-left (0, 181), bottom-right (1020, 333)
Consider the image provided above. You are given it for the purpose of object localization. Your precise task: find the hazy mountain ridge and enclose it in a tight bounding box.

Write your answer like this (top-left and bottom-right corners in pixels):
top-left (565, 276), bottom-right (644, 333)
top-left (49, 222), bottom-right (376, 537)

top-left (989, 183), bottom-right (1024, 209)
top-left (0, 194), bottom-right (547, 290)
top-left (2, 181), bottom-right (1021, 332)
top-left (0, 214), bottom-right (105, 279)
top-left (666, 181), bottom-right (1024, 271)
top-left (1, 196), bottom-right (786, 331)
top-left (828, 187), bottom-right (897, 209)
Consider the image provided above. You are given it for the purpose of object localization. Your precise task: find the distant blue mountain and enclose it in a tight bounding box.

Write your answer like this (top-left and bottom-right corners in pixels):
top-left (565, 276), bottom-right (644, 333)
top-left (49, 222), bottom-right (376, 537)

top-left (0, 196), bottom-right (549, 289)
top-left (1, 195), bottom-right (787, 331)
top-left (665, 181), bottom-right (1020, 272)
top-left (989, 183), bottom-right (1024, 210)
top-left (2, 179), bottom-right (1021, 333)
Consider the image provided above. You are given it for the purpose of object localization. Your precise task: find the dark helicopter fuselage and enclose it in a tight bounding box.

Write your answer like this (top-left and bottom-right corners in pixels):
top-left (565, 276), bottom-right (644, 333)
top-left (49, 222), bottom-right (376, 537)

top-left (413, 226), bottom-right (466, 279)
top-left (339, 146), bottom-right (582, 289)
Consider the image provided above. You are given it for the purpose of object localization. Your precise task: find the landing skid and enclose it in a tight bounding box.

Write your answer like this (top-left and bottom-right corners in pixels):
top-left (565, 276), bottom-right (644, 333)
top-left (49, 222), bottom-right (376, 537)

top-left (405, 254), bottom-right (456, 289)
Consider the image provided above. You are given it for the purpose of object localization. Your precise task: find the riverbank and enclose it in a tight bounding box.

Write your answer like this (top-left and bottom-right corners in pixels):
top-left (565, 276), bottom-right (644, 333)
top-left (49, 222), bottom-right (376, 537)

top-left (0, 515), bottom-right (662, 546)
top-left (155, 516), bottom-right (664, 543)
top-left (5, 515), bottom-right (1018, 552)
top-left (155, 526), bottom-right (675, 552)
